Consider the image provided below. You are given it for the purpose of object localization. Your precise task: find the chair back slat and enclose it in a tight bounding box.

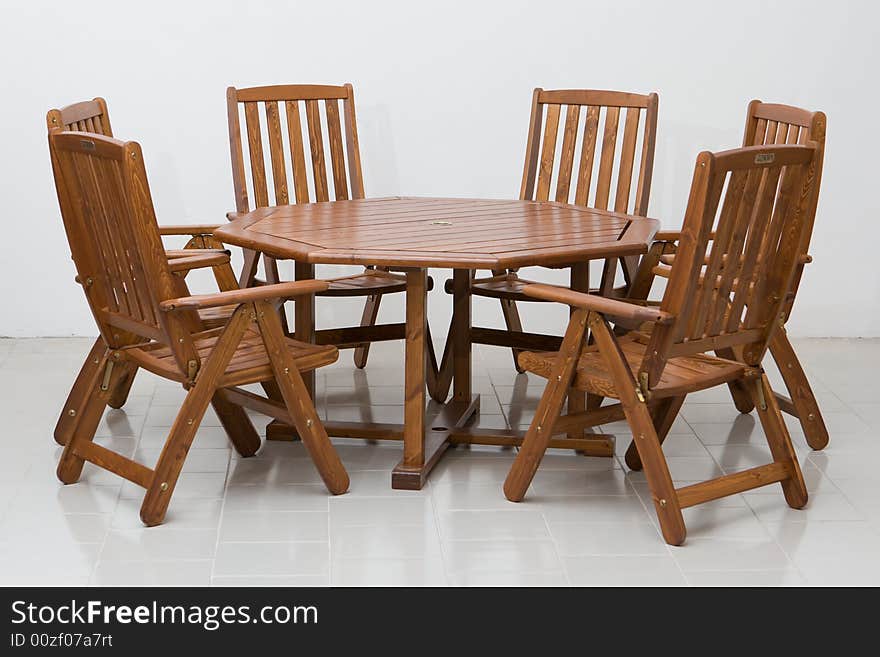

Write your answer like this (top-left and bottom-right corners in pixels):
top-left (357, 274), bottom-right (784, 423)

top-left (641, 144), bottom-right (818, 386)
top-left (553, 105), bottom-right (580, 202)
top-left (305, 99), bottom-right (330, 202)
top-left (520, 89), bottom-right (658, 218)
top-left (573, 106), bottom-right (600, 206)
top-left (284, 100), bottom-right (310, 203)
top-left (227, 83), bottom-right (365, 212)
top-left (48, 132), bottom-right (199, 373)
top-left (535, 103), bottom-right (561, 201)
top-left (594, 105), bottom-right (620, 210)
top-left (265, 101), bottom-right (290, 205)
top-left (243, 102), bottom-right (270, 207)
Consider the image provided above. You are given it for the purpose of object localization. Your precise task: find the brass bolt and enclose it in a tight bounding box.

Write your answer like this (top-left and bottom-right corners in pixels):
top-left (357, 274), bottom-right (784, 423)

top-left (659, 498), bottom-right (667, 508)
top-left (68, 409), bottom-right (77, 417)
top-left (159, 482), bottom-right (169, 491)
top-left (556, 375), bottom-right (562, 382)
top-left (536, 425), bottom-right (542, 432)
top-left (306, 419), bottom-right (313, 427)
top-left (187, 419), bottom-right (193, 425)
top-left (283, 367), bottom-right (289, 374)
top-left (808, 413), bottom-right (815, 421)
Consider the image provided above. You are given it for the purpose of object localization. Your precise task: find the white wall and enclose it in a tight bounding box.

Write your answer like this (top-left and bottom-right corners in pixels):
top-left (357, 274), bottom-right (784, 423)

top-left (2, 0), bottom-right (878, 337)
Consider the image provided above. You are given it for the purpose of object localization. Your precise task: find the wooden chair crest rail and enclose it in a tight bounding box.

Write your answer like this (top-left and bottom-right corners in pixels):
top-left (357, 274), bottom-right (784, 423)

top-left (503, 142), bottom-right (819, 545)
top-left (49, 131), bottom-right (348, 526)
top-left (628, 100), bottom-right (828, 450)
top-left (441, 87), bottom-right (658, 384)
top-left (226, 83), bottom-right (428, 374)
top-left (48, 98), bottom-right (240, 447)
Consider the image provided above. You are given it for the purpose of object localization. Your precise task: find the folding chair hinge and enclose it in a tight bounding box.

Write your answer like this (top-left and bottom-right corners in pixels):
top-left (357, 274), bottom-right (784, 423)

top-left (186, 359), bottom-right (200, 383)
top-left (636, 371), bottom-right (651, 403)
top-left (755, 378), bottom-right (768, 411)
top-left (100, 360), bottom-right (114, 391)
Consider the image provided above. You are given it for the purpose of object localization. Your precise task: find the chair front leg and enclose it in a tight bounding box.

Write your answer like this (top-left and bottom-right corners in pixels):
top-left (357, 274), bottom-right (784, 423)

top-left (589, 314), bottom-right (686, 546)
top-left (624, 394), bottom-right (685, 471)
top-left (504, 308), bottom-right (589, 502)
top-left (770, 328), bottom-right (829, 450)
top-left (211, 389), bottom-right (261, 457)
top-left (140, 305), bottom-right (253, 526)
top-left (354, 291), bottom-right (382, 369)
top-left (106, 361), bottom-right (139, 409)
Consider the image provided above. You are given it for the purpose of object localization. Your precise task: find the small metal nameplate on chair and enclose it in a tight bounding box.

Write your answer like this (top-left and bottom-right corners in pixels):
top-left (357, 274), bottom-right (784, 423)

top-left (754, 153), bottom-right (775, 164)
top-left (429, 220), bottom-right (453, 226)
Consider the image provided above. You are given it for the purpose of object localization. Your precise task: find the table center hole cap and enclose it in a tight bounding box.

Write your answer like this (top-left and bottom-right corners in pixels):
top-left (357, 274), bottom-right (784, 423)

top-left (429, 220), bottom-right (452, 226)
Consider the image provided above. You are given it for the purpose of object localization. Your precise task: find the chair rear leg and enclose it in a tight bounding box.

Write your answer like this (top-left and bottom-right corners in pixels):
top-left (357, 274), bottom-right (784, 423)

top-left (54, 337), bottom-right (105, 446)
top-left (770, 329), bottom-right (829, 450)
top-left (716, 347), bottom-right (755, 413)
top-left (107, 362), bottom-right (138, 409)
top-left (255, 301), bottom-right (349, 495)
top-left (749, 373), bottom-right (808, 509)
top-left (57, 350), bottom-right (124, 484)
top-left (625, 395), bottom-right (685, 471)
top-left (212, 389), bottom-right (261, 457)
top-left (504, 309), bottom-right (589, 502)
top-left (354, 292), bottom-right (382, 369)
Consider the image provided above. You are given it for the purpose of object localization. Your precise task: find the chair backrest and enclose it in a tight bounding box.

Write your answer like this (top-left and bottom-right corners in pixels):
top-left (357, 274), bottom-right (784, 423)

top-left (742, 101), bottom-right (826, 264)
top-left (226, 83), bottom-right (365, 213)
top-left (519, 88), bottom-right (658, 216)
top-left (641, 143), bottom-right (819, 387)
top-left (46, 98), bottom-right (113, 136)
top-left (48, 131), bottom-right (200, 374)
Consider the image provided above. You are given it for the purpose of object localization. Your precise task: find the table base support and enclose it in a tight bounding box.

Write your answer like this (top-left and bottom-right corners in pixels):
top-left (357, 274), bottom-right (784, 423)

top-left (391, 394), bottom-right (480, 490)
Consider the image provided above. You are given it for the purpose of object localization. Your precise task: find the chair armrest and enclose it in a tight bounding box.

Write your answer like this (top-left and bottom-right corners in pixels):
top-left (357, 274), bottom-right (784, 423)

top-left (165, 248), bottom-right (229, 259)
top-left (653, 230), bottom-right (682, 242)
top-left (167, 251), bottom-right (232, 273)
top-left (522, 284), bottom-right (675, 325)
top-left (160, 280), bottom-right (329, 312)
top-left (158, 224), bottom-right (221, 236)
top-left (226, 212), bottom-right (244, 222)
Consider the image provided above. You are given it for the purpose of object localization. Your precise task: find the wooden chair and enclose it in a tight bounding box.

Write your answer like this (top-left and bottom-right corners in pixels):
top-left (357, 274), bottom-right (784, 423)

top-left (504, 142), bottom-right (819, 545)
top-left (49, 131), bottom-right (348, 525)
top-left (48, 98), bottom-right (240, 446)
top-left (628, 101), bottom-right (828, 450)
top-left (226, 83), bottom-right (426, 369)
top-left (446, 88), bottom-right (658, 379)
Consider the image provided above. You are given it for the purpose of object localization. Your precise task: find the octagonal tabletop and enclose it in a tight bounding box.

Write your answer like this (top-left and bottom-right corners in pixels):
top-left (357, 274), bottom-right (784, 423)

top-left (213, 197), bottom-right (660, 269)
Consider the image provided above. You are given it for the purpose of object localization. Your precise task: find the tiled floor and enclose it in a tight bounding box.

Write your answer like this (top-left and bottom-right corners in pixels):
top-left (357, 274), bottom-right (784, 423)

top-left (0, 336), bottom-right (878, 587)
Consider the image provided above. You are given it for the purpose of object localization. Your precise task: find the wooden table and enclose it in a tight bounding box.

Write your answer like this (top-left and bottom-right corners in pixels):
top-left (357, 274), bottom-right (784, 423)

top-left (214, 197), bottom-right (659, 489)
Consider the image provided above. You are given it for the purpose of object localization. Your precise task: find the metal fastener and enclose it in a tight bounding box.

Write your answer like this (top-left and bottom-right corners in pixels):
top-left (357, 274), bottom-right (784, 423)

top-left (68, 409), bottom-right (76, 417)
top-left (306, 419), bottom-right (313, 427)
top-left (659, 499), bottom-right (667, 508)
top-left (159, 482), bottom-right (168, 491)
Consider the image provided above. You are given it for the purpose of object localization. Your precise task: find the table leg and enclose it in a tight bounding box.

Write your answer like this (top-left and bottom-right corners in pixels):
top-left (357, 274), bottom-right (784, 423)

top-left (568, 262), bottom-right (614, 457)
top-left (452, 268), bottom-right (472, 403)
top-left (391, 269), bottom-right (479, 489)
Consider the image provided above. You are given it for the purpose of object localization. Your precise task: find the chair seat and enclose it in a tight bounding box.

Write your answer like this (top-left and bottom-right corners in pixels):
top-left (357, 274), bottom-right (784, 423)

top-left (124, 328), bottom-right (338, 387)
top-left (320, 269), bottom-right (433, 297)
top-left (469, 273), bottom-right (620, 302)
top-left (197, 304), bottom-right (238, 329)
top-left (518, 335), bottom-right (747, 399)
